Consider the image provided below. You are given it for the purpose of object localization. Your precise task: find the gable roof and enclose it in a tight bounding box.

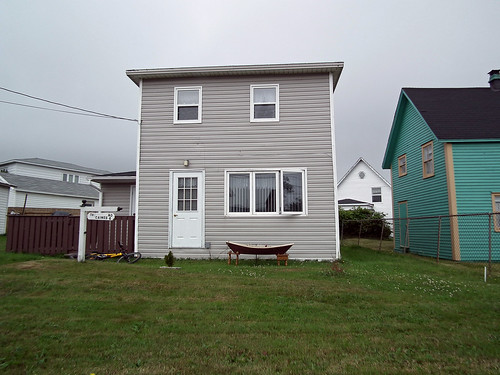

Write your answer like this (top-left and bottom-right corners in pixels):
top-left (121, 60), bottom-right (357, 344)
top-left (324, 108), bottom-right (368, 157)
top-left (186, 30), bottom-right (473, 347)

top-left (0, 172), bottom-right (99, 199)
top-left (403, 88), bottom-right (500, 140)
top-left (0, 158), bottom-right (111, 175)
top-left (383, 87), bottom-right (500, 169)
top-left (126, 62), bottom-right (344, 90)
top-left (338, 157), bottom-right (390, 187)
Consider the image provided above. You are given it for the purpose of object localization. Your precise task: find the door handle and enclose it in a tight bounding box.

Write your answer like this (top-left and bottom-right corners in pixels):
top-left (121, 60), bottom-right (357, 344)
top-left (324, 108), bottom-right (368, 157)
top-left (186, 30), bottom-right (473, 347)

top-left (173, 214), bottom-right (178, 217)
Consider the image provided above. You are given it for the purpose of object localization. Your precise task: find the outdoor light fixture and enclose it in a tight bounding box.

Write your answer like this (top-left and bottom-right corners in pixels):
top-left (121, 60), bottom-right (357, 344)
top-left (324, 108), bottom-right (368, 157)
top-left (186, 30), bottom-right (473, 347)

top-left (183, 160), bottom-right (189, 167)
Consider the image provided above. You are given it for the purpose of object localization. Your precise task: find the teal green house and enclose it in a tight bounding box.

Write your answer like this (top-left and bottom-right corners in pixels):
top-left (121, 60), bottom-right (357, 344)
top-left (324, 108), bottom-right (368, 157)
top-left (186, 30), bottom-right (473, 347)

top-left (382, 82), bottom-right (500, 261)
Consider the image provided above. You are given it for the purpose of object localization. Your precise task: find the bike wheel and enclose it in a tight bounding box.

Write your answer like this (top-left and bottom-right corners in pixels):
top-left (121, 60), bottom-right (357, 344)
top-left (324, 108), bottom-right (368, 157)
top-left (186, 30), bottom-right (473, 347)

top-left (117, 252), bottom-right (142, 264)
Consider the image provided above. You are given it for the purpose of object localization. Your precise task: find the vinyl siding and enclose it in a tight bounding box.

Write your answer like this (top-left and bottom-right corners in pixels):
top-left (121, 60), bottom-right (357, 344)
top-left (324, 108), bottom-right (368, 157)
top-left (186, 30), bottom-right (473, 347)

top-left (101, 184), bottom-right (134, 216)
top-left (0, 186), bottom-right (8, 234)
top-left (2, 163), bottom-right (94, 185)
top-left (452, 142), bottom-right (500, 261)
top-left (390, 100), bottom-right (452, 259)
top-left (138, 73), bottom-right (337, 259)
top-left (9, 191), bottom-right (97, 209)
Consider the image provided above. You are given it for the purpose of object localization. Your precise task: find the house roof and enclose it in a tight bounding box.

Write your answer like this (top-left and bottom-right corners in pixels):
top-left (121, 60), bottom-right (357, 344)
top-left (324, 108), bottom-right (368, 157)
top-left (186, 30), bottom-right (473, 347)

top-left (403, 88), bottom-right (500, 140)
top-left (0, 172), bottom-right (99, 199)
top-left (383, 87), bottom-right (500, 169)
top-left (338, 157), bottom-right (390, 187)
top-left (92, 171), bottom-right (136, 184)
top-left (126, 62), bottom-right (344, 89)
top-left (338, 198), bottom-right (373, 205)
top-left (0, 175), bottom-right (12, 188)
top-left (0, 158), bottom-right (111, 175)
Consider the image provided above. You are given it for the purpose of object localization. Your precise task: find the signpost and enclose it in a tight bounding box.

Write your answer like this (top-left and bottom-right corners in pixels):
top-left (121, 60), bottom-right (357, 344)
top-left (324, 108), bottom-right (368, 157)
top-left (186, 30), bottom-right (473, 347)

top-left (87, 212), bottom-right (115, 221)
top-left (78, 206), bottom-right (121, 262)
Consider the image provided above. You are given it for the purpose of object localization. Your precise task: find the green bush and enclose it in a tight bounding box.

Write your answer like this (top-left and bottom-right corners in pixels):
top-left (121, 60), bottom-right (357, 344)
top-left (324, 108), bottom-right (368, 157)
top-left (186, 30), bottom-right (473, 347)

top-left (339, 207), bottom-right (391, 239)
top-left (164, 251), bottom-right (175, 267)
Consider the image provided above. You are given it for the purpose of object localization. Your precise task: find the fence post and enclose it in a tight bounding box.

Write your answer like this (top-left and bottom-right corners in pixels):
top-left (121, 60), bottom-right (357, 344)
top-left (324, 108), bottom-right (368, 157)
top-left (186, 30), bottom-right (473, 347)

top-left (379, 219), bottom-right (384, 251)
top-left (358, 221), bottom-right (363, 246)
top-left (340, 221), bottom-right (344, 247)
top-left (488, 214), bottom-right (492, 275)
top-left (437, 216), bottom-right (442, 263)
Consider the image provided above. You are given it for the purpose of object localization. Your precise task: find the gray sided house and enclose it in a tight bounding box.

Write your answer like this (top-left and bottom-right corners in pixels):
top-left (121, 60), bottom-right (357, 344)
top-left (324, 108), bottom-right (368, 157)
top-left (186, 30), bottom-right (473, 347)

top-left (126, 62), bottom-right (344, 260)
top-left (382, 85), bottom-right (500, 261)
top-left (91, 172), bottom-right (136, 216)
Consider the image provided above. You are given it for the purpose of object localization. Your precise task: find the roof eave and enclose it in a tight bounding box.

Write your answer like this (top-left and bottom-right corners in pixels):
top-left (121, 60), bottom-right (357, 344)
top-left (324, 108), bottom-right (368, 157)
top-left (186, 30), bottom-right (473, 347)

top-left (126, 62), bottom-right (344, 86)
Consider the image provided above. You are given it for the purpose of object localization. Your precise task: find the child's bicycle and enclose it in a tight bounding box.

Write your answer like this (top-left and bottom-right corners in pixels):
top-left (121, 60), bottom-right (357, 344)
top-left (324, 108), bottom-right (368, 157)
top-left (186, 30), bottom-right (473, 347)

top-left (87, 242), bottom-right (142, 263)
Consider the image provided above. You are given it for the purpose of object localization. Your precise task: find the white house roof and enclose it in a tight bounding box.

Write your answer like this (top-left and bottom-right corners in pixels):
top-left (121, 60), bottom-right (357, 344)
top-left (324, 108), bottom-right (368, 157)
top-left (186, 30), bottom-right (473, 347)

top-left (0, 172), bottom-right (99, 199)
top-left (338, 157), bottom-right (390, 187)
top-left (126, 62), bottom-right (344, 88)
top-left (0, 158), bottom-right (111, 175)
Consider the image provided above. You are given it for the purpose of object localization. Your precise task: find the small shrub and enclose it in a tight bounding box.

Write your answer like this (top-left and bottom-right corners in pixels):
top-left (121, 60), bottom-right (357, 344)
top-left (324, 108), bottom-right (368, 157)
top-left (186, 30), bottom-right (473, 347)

top-left (164, 251), bottom-right (175, 267)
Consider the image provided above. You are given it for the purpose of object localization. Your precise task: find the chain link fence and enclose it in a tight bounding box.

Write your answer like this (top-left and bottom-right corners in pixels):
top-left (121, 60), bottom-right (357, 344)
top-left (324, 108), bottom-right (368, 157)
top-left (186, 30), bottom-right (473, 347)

top-left (341, 213), bottom-right (500, 278)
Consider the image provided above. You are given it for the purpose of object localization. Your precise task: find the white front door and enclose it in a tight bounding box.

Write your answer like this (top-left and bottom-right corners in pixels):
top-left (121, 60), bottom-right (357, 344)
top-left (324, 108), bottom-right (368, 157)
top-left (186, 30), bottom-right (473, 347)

top-left (171, 171), bottom-right (204, 248)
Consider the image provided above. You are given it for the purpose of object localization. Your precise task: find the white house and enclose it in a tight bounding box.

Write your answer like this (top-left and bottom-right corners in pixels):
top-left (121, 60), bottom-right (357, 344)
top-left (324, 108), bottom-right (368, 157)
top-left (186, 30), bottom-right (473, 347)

top-left (0, 158), bottom-right (110, 231)
top-left (126, 62), bottom-right (344, 260)
top-left (337, 157), bottom-right (392, 217)
top-left (0, 175), bottom-right (12, 235)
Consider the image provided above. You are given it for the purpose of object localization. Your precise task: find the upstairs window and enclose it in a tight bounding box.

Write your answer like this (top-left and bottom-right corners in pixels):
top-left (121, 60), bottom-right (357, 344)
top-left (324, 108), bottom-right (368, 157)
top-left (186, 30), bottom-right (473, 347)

top-left (372, 187), bottom-right (382, 203)
top-left (398, 154), bottom-right (407, 177)
top-left (174, 87), bottom-right (202, 123)
top-left (251, 84), bottom-right (279, 122)
top-left (422, 141), bottom-right (434, 178)
top-left (63, 174), bottom-right (79, 183)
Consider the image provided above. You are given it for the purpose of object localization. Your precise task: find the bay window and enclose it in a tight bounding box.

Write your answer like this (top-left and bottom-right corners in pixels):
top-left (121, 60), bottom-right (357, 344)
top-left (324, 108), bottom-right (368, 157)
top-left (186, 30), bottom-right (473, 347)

top-left (226, 169), bottom-right (306, 215)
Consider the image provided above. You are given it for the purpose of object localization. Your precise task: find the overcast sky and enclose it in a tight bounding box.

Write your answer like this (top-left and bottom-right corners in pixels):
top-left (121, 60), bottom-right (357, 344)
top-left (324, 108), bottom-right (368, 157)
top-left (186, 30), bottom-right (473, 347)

top-left (1, 0), bottom-right (499, 178)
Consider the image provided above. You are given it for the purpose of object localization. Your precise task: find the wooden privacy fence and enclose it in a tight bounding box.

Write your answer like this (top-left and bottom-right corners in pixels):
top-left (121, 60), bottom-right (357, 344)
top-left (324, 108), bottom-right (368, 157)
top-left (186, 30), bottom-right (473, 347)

top-left (6, 215), bottom-right (135, 255)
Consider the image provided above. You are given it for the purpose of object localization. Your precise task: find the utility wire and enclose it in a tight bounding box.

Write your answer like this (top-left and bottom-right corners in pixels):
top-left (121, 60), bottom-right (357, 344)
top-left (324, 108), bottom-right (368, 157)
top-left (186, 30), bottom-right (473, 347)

top-left (0, 86), bottom-right (138, 122)
top-left (0, 99), bottom-right (118, 119)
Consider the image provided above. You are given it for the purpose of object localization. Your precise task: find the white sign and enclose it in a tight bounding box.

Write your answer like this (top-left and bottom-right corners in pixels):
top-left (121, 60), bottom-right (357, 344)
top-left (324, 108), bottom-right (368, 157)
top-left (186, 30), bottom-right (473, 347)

top-left (87, 212), bottom-right (115, 221)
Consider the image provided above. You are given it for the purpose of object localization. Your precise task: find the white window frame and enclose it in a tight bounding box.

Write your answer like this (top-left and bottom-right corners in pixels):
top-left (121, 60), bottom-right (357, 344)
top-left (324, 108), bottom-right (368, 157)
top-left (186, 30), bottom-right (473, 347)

top-left (250, 84), bottom-right (279, 122)
top-left (174, 86), bottom-right (202, 124)
top-left (225, 168), bottom-right (307, 216)
top-left (372, 187), bottom-right (382, 203)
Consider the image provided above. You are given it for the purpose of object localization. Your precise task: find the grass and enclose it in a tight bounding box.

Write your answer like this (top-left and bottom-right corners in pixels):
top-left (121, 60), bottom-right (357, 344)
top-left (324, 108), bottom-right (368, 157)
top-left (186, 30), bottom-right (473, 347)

top-left (0, 235), bottom-right (499, 374)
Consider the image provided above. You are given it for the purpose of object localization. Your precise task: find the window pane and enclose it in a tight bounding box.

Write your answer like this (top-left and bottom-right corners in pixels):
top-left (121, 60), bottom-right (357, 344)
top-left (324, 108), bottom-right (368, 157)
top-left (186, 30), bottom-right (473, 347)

top-left (425, 161), bottom-right (434, 175)
top-left (255, 173), bottom-right (276, 212)
top-left (283, 172), bottom-right (303, 212)
top-left (254, 87), bottom-right (276, 103)
top-left (178, 90), bottom-right (199, 105)
top-left (254, 104), bottom-right (276, 119)
top-left (423, 145), bottom-right (433, 160)
top-left (178, 106), bottom-right (198, 120)
top-left (229, 174), bottom-right (250, 213)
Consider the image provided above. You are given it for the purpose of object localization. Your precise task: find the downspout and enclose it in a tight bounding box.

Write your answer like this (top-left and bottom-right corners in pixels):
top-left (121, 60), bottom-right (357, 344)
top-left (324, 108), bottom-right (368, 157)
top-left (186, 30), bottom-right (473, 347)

top-left (134, 79), bottom-right (143, 253)
top-left (329, 72), bottom-right (341, 260)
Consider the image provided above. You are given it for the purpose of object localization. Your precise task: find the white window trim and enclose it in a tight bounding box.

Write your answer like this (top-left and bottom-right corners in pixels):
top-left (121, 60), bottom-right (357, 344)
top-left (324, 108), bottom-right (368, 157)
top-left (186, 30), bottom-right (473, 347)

top-left (174, 86), bottom-right (202, 124)
top-left (250, 84), bottom-right (279, 122)
top-left (371, 187), bottom-right (382, 203)
top-left (224, 168), bottom-right (307, 216)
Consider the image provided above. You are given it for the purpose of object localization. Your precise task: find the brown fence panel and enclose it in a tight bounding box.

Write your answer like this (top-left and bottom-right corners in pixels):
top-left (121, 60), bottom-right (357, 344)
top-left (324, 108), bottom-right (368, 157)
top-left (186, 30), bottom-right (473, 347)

top-left (6, 215), bottom-right (80, 254)
top-left (6, 215), bottom-right (135, 255)
top-left (86, 216), bottom-right (135, 253)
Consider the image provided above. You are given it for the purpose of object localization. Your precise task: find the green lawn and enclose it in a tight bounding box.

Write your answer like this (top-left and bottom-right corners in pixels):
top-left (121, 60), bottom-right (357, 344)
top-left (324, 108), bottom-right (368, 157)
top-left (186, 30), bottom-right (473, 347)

top-left (0, 236), bottom-right (499, 374)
